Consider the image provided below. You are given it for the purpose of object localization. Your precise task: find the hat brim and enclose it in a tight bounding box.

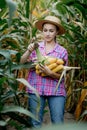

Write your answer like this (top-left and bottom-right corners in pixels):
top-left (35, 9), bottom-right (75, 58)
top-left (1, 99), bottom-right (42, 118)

top-left (35, 20), bottom-right (65, 35)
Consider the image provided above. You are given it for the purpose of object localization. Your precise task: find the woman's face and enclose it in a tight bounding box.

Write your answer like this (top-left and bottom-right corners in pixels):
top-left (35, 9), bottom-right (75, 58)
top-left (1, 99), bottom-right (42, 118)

top-left (42, 23), bottom-right (58, 43)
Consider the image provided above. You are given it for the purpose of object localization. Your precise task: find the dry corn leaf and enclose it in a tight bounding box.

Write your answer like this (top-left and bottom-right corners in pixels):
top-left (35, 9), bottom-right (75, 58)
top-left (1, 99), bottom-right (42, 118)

top-left (74, 82), bottom-right (87, 120)
top-left (17, 69), bottom-right (29, 91)
top-left (65, 86), bottom-right (72, 110)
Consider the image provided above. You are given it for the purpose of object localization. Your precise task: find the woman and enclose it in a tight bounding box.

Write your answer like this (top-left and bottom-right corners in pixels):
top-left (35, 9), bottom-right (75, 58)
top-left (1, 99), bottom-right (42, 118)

top-left (20, 16), bottom-right (68, 128)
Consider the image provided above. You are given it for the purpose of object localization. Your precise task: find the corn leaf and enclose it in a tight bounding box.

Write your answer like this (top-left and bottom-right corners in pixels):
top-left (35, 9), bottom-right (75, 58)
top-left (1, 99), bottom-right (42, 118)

top-left (1, 105), bottom-right (39, 121)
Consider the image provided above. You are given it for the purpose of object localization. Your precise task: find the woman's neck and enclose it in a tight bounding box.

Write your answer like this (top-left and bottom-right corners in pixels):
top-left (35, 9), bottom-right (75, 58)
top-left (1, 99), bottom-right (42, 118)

top-left (45, 41), bottom-right (56, 54)
top-left (45, 39), bottom-right (56, 45)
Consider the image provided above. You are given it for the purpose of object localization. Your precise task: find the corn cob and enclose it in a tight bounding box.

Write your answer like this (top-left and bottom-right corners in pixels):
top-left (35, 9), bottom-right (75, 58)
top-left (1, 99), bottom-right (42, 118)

top-left (41, 73), bottom-right (46, 77)
top-left (47, 63), bottom-right (57, 70)
top-left (56, 58), bottom-right (64, 65)
top-left (52, 64), bottom-right (64, 73)
top-left (34, 43), bottom-right (46, 63)
top-left (35, 58), bottom-right (57, 69)
top-left (36, 69), bottom-right (41, 75)
top-left (40, 63), bottom-right (58, 77)
top-left (35, 64), bottom-right (40, 70)
top-left (44, 57), bottom-right (57, 65)
top-left (35, 59), bottom-right (64, 76)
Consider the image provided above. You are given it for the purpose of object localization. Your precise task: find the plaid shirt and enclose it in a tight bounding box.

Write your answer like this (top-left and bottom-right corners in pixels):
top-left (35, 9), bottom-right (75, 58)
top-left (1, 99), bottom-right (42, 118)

top-left (27, 41), bottom-right (68, 96)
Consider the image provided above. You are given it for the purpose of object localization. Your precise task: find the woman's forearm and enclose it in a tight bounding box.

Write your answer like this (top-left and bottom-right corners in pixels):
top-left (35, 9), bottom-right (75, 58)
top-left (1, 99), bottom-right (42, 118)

top-left (20, 50), bottom-right (31, 64)
top-left (49, 71), bottom-right (61, 79)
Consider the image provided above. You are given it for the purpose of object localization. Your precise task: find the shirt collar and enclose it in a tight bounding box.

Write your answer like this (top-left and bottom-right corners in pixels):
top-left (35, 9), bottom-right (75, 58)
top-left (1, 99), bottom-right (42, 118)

top-left (38, 41), bottom-right (60, 53)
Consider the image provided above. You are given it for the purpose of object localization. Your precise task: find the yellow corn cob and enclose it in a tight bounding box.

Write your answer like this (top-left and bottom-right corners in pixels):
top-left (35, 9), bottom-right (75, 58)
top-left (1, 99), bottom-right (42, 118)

top-left (35, 64), bottom-right (40, 70)
top-left (41, 64), bottom-right (64, 77)
top-left (36, 69), bottom-right (41, 75)
top-left (45, 57), bottom-right (57, 65)
top-left (40, 63), bottom-right (57, 77)
top-left (41, 73), bottom-right (46, 77)
top-left (47, 63), bottom-right (57, 70)
top-left (52, 64), bottom-right (64, 73)
top-left (35, 52), bottom-right (64, 76)
top-left (35, 57), bottom-right (57, 71)
top-left (56, 59), bottom-right (64, 65)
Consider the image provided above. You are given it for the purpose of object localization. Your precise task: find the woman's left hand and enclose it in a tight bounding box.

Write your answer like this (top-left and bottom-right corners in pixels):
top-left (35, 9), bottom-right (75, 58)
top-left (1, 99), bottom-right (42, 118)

top-left (39, 64), bottom-right (52, 76)
top-left (39, 64), bottom-right (61, 79)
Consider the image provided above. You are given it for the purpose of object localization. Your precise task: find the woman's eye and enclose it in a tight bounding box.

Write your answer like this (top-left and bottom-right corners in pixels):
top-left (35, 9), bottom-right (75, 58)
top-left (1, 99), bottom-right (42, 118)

top-left (50, 30), bottom-right (54, 32)
top-left (43, 29), bottom-right (54, 32)
top-left (43, 29), bottom-right (47, 32)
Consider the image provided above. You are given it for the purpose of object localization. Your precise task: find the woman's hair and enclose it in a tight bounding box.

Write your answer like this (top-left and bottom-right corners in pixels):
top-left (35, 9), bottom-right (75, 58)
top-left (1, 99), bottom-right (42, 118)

top-left (42, 22), bottom-right (59, 31)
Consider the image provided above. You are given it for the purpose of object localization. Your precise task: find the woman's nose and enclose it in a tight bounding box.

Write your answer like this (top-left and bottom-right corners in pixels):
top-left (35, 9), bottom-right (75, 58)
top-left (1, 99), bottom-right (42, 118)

top-left (46, 31), bottom-right (50, 35)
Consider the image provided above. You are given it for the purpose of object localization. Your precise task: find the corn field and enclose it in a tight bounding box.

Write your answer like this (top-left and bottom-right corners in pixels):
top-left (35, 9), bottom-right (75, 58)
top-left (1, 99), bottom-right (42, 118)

top-left (0, 0), bottom-right (87, 129)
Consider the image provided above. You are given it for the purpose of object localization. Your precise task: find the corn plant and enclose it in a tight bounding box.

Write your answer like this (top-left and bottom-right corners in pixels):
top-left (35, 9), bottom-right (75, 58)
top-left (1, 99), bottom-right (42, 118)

top-left (51, 0), bottom-right (87, 120)
top-left (0, 0), bottom-right (40, 129)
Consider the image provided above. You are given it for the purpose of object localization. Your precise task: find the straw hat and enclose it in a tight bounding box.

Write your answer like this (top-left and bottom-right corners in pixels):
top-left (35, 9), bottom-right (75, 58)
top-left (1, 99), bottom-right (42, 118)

top-left (35, 16), bottom-right (65, 35)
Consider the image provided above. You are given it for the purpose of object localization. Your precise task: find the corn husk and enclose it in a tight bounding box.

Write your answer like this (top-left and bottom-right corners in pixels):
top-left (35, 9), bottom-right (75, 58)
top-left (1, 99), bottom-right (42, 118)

top-left (55, 66), bottom-right (81, 93)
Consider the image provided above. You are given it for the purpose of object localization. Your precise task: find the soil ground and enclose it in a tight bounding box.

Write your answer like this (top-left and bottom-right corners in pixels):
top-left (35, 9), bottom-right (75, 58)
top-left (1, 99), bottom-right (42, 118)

top-left (6, 107), bottom-right (75, 130)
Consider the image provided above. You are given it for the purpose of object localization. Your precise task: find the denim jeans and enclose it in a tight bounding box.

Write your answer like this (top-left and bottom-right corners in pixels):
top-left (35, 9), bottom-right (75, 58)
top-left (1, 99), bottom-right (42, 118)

top-left (28, 94), bottom-right (66, 128)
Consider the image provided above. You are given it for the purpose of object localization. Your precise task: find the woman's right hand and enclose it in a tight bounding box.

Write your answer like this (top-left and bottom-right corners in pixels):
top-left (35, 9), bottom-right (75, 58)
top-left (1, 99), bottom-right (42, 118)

top-left (27, 43), bottom-right (35, 53)
top-left (20, 42), bottom-right (36, 64)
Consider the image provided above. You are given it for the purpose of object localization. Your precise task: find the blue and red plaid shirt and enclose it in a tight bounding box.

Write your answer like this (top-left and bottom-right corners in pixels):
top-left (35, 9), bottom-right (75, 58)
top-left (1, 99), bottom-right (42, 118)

top-left (27, 41), bottom-right (68, 97)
